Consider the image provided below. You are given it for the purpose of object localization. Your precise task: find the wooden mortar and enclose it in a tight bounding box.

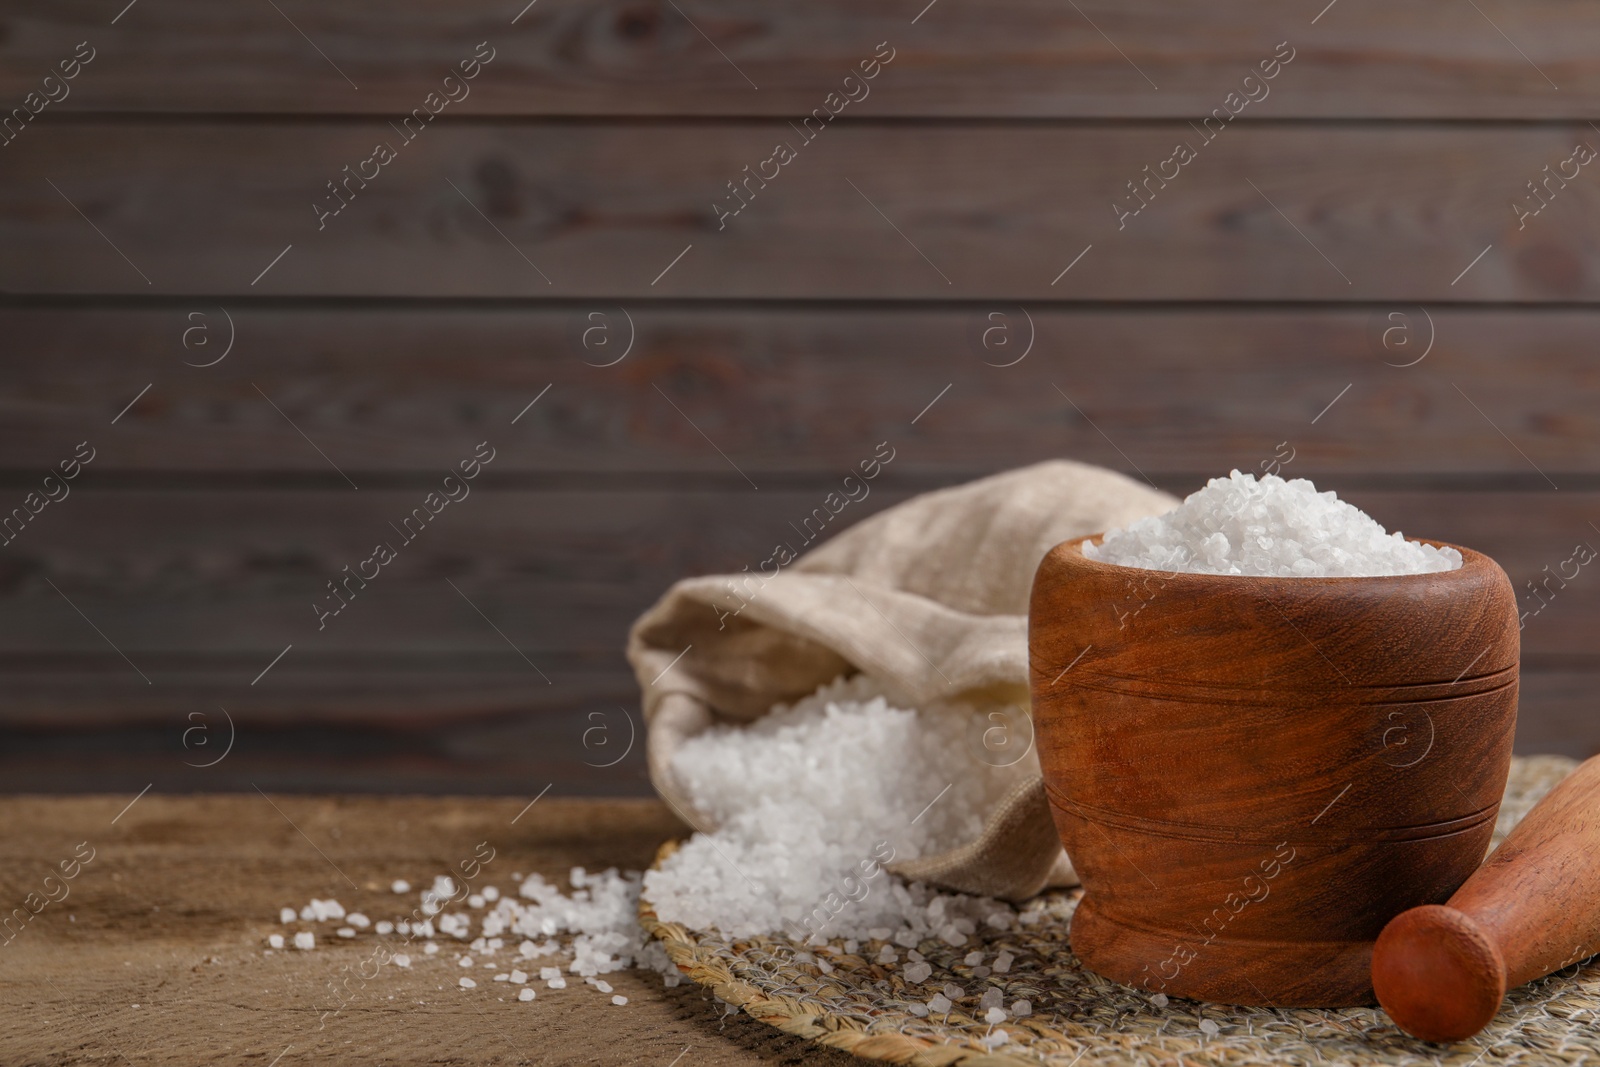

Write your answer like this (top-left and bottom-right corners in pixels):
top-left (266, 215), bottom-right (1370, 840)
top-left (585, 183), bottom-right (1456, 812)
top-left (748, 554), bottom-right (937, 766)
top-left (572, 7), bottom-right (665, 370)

top-left (1029, 535), bottom-right (1519, 1007)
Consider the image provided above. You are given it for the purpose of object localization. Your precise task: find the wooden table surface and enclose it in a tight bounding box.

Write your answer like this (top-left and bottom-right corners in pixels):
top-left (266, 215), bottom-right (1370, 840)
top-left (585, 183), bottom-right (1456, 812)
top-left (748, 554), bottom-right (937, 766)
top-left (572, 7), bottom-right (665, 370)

top-left (0, 794), bottom-right (859, 1067)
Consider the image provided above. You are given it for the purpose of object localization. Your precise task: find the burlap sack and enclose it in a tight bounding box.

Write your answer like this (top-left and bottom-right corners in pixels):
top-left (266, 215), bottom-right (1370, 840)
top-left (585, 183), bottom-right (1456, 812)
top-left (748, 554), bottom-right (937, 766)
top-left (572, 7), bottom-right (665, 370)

top-left (627, 459), bottom-right (1177, 901)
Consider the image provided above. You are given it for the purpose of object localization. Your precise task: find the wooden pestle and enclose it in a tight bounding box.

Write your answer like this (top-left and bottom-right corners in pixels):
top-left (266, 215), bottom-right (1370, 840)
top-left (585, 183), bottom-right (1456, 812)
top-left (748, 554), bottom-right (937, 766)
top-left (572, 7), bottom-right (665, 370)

top-left (1371, 754), bottom-right (1600, 1042)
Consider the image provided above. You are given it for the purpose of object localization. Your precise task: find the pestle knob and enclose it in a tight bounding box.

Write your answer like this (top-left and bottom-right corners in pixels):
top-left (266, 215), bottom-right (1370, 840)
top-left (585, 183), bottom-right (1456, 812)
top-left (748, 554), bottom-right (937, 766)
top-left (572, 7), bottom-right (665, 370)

top-left (1372, 754), bottom-right (1600, 1042)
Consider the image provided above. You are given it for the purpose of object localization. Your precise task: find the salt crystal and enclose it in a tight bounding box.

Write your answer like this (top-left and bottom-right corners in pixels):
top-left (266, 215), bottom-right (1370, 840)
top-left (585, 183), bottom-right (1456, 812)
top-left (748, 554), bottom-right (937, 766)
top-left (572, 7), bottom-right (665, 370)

top-left (459, 977), bottom-right (476, 989)
top-left (1200, 1018), bottom-right (1221, 1037)
top-left (391, 879), bottom-right (411, 893)
top-left (979, 987), bottom-right (1003, 1011)
top-left (539, 967), bottom-right (560, 981)
top-left (267, 934), bottom-right (284, 949)
top-left (547, 976), bottom-right (567, 989)
top-left (336, 927), bottom-right (355, 939)
top-left (468, 894), bottom-right (485, 909)
top-left (595, 979), bottom-right (613, 994)
top-left (993, 951), bottom-right (1014, 974)
top-left (1012, 999), bottom-right (1032, 1017)
top-left (424, 943), bottom-right (439, 955)
top-left (299, 906), bottom-right (315, 921)
top-left (518, 988), bottom-right (535, 1001)
top-left (510, 970), bottom-right (528, 984)
top-left (278, 907), bottom-right (296, 924)
top-left (459, 957), bottom-right (474, 968)
top-left (394, 954), bottom-right (410, 968)
top-left (1151, 993), bottom-right (1169, 1008)
top-left (347, 913), bottom-right (370, 929)
top-left (644, 676), bottom-right (1032, 941)
top-left (483, 886), bottom-right (500, 901)
top-left (1086, 471), bottom-right (1463, 577)
top-left (928, 994), bottom-right (952, 1013)
top-left (611, 995), bottom-right (628, 1006)
top-left (494, 974), bottom-right (509, 982)
top-left (293, 932), bottom-right (315, 950)
top-left (943, 983), bottom-right (965, 1000)
top-left (876, 945), bottom-right (897, 964)
top-left (309, 899), bottom-right (345, 921)
top-left (984, 1006), bottom-right (1007, 1024)
top-left (375, 921), bottom-right (394, 935)
top-left (963, 951), bottom-right (983, 966)
top-left (903, 962), bottom-right (933, 984)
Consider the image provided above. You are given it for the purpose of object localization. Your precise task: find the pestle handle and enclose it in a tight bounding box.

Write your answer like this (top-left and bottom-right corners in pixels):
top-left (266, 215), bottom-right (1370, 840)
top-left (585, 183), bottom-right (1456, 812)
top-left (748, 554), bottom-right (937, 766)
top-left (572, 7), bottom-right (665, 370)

top-left (1372, 754), bottom-right (1600, 1042)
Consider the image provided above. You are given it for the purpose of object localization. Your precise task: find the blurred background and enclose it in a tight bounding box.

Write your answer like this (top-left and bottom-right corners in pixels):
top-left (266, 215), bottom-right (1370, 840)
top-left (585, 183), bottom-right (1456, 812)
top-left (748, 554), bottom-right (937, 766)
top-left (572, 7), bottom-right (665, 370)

top-left (1, 1), bottom-right (1597, 795)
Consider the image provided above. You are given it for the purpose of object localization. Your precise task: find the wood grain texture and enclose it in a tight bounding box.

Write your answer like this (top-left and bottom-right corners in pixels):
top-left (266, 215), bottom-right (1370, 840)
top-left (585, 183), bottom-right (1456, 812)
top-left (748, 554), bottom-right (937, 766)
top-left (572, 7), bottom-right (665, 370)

top-left (3, 1), bottom-right (1599, 118)
top-left (0, 794), bottom-right (862, 1066)
top-left (4, 1), bottom-right (1600, 797)
top-left (0, 666), bottom-right (1590, 796)
top-left (0, 484), bottom-right (1591, 795)
top-left (2, 488), bottom-right (1596, 654)
top-left (0, 666), bottom-right (652, 795)
top-left (1029, 535), bottom-right (1521, 1005)
top-left (4, 306), bottom-right (1600, 477)
top-left (1372, 754), bottom-right (1600, 1042)
top-left (0, 489), bottom-right (897, 658)
top-left (9, 123), bottom-right (1600, 298)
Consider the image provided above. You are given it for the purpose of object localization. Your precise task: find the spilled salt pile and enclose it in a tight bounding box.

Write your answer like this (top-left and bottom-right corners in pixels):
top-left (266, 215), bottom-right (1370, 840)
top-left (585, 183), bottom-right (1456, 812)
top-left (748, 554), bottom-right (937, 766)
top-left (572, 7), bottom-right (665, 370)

top-left (1084, 470), bottom-right (1462, 577)
top-left (262, 869), bottom-right (679, 1010)
top-left (642, 674), bottom-right (1034, 940)
top-left (260, 676), bottom-right (1039, 1013)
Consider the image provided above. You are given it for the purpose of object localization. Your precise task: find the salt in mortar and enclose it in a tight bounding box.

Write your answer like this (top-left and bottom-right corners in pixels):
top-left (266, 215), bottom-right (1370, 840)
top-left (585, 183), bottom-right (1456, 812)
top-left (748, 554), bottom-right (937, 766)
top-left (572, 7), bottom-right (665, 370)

top-left (1084, 470), bottom-right (1462, 577)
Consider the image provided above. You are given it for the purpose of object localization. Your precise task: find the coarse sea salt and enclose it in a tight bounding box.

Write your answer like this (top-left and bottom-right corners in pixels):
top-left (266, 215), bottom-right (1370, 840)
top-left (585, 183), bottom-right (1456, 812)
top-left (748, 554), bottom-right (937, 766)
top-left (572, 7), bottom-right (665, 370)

top-left (258, 675), bottom-right (1050, 1010)
top-left (642, 674), bottom-right (1032, 940)
top-left (263, 865), bottom-right (679, 992)
top-left (1085, 471), bottom-right (1463, 577)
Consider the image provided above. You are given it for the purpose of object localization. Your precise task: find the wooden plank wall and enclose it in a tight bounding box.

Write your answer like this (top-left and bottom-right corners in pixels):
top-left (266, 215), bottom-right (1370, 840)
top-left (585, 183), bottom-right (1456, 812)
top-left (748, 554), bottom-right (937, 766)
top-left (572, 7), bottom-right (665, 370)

top-left (2, 0), bottom-right (1598, 794)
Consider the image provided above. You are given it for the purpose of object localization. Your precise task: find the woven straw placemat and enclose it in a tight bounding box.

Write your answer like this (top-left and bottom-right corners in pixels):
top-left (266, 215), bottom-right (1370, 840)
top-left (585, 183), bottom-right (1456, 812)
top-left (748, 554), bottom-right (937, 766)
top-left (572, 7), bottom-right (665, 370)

top-left (641, 755), bottom-right (1599, 1066)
